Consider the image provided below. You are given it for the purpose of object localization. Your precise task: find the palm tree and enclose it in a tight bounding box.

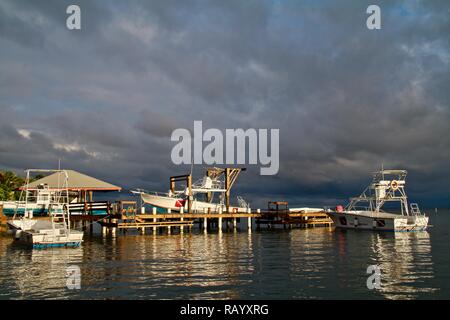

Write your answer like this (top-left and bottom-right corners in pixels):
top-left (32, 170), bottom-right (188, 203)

top-left (0, 171), bottom-right (25, 201)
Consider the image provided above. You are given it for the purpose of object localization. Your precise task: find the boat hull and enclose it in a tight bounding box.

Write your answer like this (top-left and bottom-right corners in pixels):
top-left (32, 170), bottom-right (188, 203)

top-left (140, 193), bottom-right (248, 213)
top-left (0, 202), bottom-right (48, 216)
top-left (19, 228), bottom-right (83, 249)
top-left (7, 219), bottom-right (39, 239)
top-left (0, 202), bottom-right (108, 216)
top-left (327, 211), bottom-right (428, 231)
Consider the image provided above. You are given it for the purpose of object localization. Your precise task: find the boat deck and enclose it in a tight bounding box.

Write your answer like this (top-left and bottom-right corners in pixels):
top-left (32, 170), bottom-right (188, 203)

top-left (97, 207), bottom-right (333, 234)
top-left (339, 210), bottom-right (408, 219)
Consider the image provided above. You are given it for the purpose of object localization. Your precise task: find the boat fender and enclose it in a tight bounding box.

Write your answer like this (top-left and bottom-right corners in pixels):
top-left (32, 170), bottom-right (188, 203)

top-left (233, 208), bottom-right (238, 214)
top-left (354, 218), bottom-right (358, 226)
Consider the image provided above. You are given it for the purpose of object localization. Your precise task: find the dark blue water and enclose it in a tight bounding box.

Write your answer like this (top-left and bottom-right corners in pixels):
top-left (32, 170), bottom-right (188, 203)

top-left (0, 210), bottom-right (449, 299)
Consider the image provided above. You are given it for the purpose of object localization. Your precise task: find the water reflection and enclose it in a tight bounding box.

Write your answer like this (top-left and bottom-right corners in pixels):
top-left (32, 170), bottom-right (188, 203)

top-left (0, 221), bottom-right (444, 300)
top-left (288, 227), bottom-right (337, 299)
top-left (75, 232), bottom-right (256, 299)
top-left (370, 231), bottom-right (437, 299)
top-left (2, 239), bottom-right (83, 299)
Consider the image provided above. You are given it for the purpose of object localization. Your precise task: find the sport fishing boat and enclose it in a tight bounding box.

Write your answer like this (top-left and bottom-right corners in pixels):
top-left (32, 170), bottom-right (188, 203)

top-left (132, 167), bottom-right (250, 213)
top-left (327, 169), bottom-right (428, 231)
top-left (7, 169), bottom-right (83, 248)
top-left (0, 183), bottom-right (59, 216)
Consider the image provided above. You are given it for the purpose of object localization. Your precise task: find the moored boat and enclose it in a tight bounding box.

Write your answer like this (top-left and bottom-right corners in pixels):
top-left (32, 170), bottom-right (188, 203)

top-left (7, 169), bottom-right (83, 248)
top-left (132, 167), bottom-right (250, 213)
top-left (327, 169), bottom-right (428, 231)
top-left (0, 183), bottom-right (61, 217)
top-left (134, 191), bottom-right (249, 213)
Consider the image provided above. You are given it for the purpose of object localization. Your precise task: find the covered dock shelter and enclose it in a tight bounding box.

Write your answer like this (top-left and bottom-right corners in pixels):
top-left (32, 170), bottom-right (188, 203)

top-left (25, 169), bottom-right (121, 200)
top-left (24, 170), bottom-right (121, 215)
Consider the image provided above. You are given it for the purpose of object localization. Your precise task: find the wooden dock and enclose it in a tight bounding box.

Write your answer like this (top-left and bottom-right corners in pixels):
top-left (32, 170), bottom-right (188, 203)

top-left (94, 200), bottom-right (333, 235)
top-left (1, 200), bottom-right (332, 236)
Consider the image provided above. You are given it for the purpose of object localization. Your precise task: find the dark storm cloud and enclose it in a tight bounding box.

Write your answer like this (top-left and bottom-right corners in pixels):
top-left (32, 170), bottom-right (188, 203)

top-left (1, 0), bottom-right (449, 207)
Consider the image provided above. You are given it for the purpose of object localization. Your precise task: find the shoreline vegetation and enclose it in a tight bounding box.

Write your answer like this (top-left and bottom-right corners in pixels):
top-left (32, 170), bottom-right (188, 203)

top-left (0, 170), bottom-right (44, 201)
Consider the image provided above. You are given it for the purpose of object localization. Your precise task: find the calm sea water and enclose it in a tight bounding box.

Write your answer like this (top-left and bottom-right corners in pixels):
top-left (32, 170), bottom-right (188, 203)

top-left (1, 210), bottom-right (449, 300)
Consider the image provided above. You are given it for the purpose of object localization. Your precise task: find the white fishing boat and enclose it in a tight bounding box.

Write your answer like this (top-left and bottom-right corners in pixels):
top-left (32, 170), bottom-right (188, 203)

top-left (132, 167), bottom-right (250, 213)
top-left (327, 169), bottom-right (428, 231)
top-left (7, 169), bottom-right (83, 248)
top-left (1, 183), bottom-right (62, 217)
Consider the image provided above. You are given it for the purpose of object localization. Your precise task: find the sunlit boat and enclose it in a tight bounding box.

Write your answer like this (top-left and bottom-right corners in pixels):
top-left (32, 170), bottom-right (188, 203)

top-left (0, 183), bottom-right (61, 217)
top-left (132, 169), bottom-right (250, 213)
top-left (327, 169), bottom-right (428, 231)
top-left (7, 169), bottom-right (83, 248)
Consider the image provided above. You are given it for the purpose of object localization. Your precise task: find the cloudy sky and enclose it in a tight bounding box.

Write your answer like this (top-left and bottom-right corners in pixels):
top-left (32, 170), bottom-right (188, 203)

top-left (1, 0), bottom-right (449, 208)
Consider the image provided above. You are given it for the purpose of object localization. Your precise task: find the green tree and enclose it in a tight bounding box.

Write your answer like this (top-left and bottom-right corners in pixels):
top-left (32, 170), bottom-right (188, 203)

top-left (0, 171), bottom-right (25, 201)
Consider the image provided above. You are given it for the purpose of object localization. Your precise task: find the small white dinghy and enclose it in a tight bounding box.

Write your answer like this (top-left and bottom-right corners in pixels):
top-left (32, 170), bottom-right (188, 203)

top-left (327, 169), bottom-right (429, 232)
top-left (8, 169), bottom-right (83, 249)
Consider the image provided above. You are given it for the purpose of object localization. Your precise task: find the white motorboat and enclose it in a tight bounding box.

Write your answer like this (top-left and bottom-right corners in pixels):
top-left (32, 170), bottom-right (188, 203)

top-left (327, 169), bottom-right (428, 231)
top-left (132, 168), bottom-right (250, 213)
top-left (1, 183), bottom-right (63, 217)
top-left (8, 169), bottom-right (83, 248)
top-left (18, 220), bottom-right (83, 249)
top-left (135, 191), bottom-right (249, 213)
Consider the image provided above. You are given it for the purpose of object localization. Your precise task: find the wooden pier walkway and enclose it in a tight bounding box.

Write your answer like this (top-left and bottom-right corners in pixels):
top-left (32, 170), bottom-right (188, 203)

top-left (1, 201), bottom-right (333, 236)
top-left (93, 200), bottom-right (333, 235)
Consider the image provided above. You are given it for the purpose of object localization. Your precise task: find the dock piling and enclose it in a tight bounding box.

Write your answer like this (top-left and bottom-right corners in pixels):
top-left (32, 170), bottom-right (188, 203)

top-left (95, 200), bottom-right (331, 236)
top-left (218, 207), bottom-right (223, 231)
top-left (153, 207), bottom-right (157, 233)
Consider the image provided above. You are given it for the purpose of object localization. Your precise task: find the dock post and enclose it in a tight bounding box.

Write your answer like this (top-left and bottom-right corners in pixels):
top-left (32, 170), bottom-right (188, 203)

top-left (218, 207), bottom-right (223, 231)
top-left (111, 218), bottom-right (118, 236)
top-left (111, 220), bottom-right (117, 236)
top-left (102, 226), bottom-right (107, 236)
top-left (152, 207), bottom-right (157, 234)
top-left (180, 207), bottom-right (184, 233)
top-left (256, 209), bottom-right (261, 230)
top-left (203, 217), bottom-right (208, 232)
